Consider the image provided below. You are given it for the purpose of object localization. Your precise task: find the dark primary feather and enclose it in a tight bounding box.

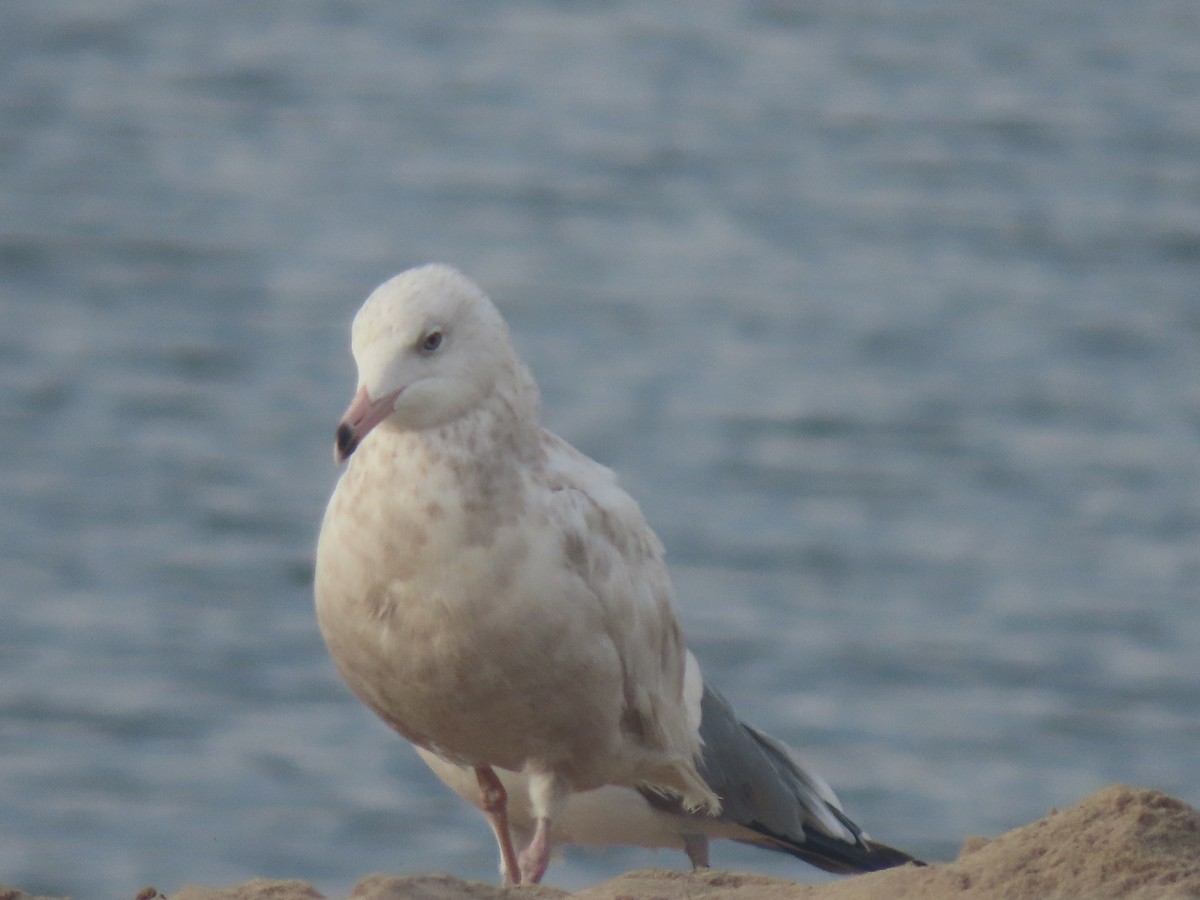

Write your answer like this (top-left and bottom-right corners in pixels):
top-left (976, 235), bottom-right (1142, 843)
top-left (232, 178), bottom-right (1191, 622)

top-left (642, 684), bottom-right (923, 874)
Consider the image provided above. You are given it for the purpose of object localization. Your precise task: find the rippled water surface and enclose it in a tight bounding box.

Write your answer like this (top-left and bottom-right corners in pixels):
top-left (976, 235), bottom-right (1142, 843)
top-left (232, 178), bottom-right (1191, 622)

top-left (2, 2), bottom-right (1199, 897)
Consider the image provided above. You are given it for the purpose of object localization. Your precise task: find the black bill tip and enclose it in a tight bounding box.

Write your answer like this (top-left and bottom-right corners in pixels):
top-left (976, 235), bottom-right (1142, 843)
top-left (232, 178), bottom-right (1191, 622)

top-left (335, 423), bottom-right (359, 463)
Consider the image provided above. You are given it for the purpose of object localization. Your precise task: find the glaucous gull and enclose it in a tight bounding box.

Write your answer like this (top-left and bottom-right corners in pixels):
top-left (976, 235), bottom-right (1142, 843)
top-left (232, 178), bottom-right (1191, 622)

top-left (314, 264), bottom-right (921, 884)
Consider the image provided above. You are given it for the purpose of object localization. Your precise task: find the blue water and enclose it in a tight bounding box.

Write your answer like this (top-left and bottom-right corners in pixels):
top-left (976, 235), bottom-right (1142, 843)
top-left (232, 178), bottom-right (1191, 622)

top-left (2, 2), bottom-right (1199, 897)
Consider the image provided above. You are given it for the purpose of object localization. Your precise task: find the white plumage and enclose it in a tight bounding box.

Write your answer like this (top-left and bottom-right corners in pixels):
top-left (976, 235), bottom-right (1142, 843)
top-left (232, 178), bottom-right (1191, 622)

top-left (314, 264), bottom-right (919, 884)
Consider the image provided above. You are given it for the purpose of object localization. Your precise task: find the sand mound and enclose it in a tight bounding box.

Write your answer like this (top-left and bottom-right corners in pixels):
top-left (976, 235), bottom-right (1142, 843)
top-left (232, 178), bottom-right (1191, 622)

top-left (5, 785), bottom-right (1198, 900)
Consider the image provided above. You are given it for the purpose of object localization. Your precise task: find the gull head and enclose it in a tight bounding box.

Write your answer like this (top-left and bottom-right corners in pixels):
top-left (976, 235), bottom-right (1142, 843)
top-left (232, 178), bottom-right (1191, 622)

top-left (334, 264), bottom-right (513, 463)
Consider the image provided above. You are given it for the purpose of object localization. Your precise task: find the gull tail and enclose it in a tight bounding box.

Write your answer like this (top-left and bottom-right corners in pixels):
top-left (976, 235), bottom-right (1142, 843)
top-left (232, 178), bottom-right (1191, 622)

top-left (737, 804), bottom-right (924, 873)
top-left (693, 684), bottom-right (923, 873)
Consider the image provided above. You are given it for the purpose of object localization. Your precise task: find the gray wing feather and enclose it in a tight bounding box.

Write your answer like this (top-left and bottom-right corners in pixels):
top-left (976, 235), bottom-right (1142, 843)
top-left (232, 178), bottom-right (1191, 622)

top-left (642, 683), bottom-right (922, 874)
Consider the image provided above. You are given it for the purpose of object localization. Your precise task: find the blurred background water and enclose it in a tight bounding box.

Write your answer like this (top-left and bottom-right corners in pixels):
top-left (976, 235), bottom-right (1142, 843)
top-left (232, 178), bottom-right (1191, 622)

top-left (2, 1), bottom-right (1199, 897)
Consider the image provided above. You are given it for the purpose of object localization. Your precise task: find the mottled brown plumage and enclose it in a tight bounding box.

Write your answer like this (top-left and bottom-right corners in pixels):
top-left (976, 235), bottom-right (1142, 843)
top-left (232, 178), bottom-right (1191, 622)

top-left (315, 265), bottom-right (716, 884)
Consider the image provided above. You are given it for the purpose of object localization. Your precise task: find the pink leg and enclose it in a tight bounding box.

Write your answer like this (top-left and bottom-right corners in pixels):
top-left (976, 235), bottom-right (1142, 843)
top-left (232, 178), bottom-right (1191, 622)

top-left (518, 815), bottom-right (552, 884)
top-left (475, 766), bottom-right (521, 885)
top-left (683, 833), bottom-right (710, 869)
top-left (519, 770), bottom-right (568, 884)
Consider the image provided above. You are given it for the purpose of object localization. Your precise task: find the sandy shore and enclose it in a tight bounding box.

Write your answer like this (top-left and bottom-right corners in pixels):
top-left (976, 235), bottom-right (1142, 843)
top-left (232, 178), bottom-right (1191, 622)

top-left (6, 785), bottom-right (1199, 900)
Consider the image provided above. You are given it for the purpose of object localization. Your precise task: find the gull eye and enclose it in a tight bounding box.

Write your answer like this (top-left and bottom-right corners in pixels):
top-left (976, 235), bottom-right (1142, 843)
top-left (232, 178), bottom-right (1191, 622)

top-left (420, 330), bottom-right (444, 354)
